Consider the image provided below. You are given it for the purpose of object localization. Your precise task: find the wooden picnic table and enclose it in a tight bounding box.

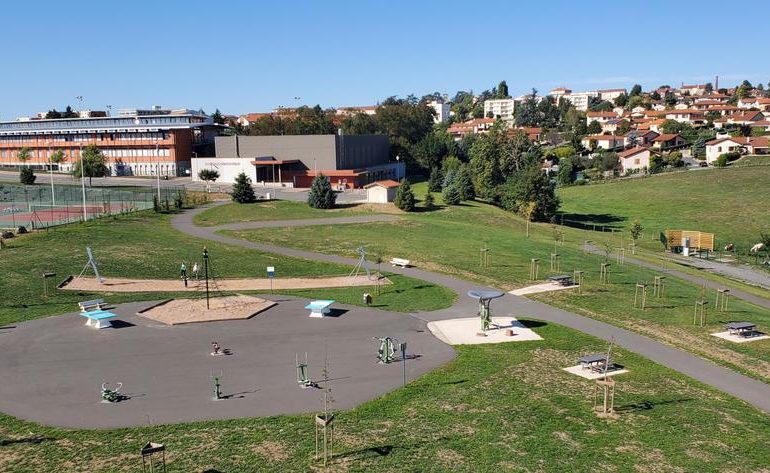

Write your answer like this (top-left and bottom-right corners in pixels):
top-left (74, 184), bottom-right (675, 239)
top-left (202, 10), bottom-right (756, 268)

top-left (548, 275), bottom-right (574, 286)
top-left (578, 353), bottom-right (610, 372)
top-left (726, 322), bottom-right (757, 337)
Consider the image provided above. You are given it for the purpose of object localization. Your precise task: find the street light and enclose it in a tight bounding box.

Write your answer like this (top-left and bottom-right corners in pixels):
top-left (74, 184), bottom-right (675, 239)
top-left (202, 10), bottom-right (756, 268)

top-left (46, 140), bottom-right (55, 206)
top-left (395, 155), bottom-right (401, 181)
top-left (155, 143), bottom-right (161, 202)
top-left (79, 143), bottom-right (87, 221)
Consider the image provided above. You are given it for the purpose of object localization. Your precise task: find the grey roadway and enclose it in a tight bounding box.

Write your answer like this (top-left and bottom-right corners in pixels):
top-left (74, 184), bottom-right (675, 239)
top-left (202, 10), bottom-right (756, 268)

top-left (173, 204), bottom-right (770, 413)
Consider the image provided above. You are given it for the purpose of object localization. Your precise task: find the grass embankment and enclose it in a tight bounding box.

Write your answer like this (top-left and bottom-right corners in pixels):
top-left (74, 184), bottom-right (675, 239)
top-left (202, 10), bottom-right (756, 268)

top-left (223, 185), bottom-right (770, 383)
top-left (193, 199), bottom-right (386, 226)
top-left (557, 165), bottom-right (770, 255)
top-left (0, 212), bottom-right (453, 325)
top-left (3, 322), bottom-right (770, 472)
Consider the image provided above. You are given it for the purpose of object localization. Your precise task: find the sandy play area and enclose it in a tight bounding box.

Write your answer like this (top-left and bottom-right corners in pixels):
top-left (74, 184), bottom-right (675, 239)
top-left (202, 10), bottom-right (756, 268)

top-left (510, 282), bottom-right (579, 296)
top-left (138, 295), bottom-right (276, 324)
top-left (61, 274), bottom-right (386, 293)
top-left (427, 316), bottom-right (543, 345)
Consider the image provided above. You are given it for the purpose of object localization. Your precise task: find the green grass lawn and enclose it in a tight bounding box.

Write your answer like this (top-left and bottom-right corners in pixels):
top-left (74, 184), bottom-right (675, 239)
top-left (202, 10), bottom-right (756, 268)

top-left (3, 321), bottom-right (770, 472)
top-left (557, 166), bottom-right (770, 255)
top-left (193, 199), bottom-right (382, 226)
top-left (0, 211), bottom-right (452, 326)
top-left (731, 154), bottom-right (770, 167)
top-left (222, 189), bottom-right (770, 384)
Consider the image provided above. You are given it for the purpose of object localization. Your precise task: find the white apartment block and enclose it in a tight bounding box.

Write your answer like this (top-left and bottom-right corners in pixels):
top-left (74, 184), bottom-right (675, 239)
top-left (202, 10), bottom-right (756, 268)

top-left (483, 98), bottom-right (516, 122)
top-left (561, 91), bottom-right (598, 111)
top-left (597, 89), bottom-right (627, 102)
top-left (427, 100), bottom-right (451, 123)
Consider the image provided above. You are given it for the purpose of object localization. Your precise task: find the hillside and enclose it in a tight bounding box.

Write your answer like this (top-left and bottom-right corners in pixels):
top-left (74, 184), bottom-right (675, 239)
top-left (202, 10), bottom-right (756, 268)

top-left (558, 166), bottom-right (770, 254)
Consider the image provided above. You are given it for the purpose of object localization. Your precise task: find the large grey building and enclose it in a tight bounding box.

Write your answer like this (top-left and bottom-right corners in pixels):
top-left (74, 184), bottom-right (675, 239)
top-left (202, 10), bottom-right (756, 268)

top-left (193, 134), bottom-right (401, 188)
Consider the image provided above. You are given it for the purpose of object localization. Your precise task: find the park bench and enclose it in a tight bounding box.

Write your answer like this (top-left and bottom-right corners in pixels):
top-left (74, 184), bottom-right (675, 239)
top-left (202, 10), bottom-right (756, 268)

top-left (305, 300), bottom-right (335, 318)
top-left (548, 275), bottom-right (574, 286)
top-left (80, 309), bottom-right (117, 329)
top-left (726, 321), bottom-right (757, 338)
top-left (390, 257), bottom-right (411, 268)
top-left (78, 299), bottom-right (106, 312)
top-left (578, 353), bottom-right (612, 373)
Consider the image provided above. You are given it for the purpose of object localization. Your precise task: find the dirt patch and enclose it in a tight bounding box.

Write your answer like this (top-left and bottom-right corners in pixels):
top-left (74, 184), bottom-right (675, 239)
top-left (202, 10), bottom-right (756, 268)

top-left (62, 274), bottom-right (388, 293)
top-left (139, 295), bottom-right (275, 325)
top-left (436, 448), bottom-right (466, 469)
top-left (553, 431), bottom-right (582, 450)
top-left (252, 440), bottom-right (290, 462)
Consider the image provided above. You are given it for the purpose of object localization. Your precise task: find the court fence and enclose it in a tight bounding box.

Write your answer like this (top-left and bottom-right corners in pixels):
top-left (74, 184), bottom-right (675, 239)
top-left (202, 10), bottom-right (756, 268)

top-left (0, 183), bottom-right (185, 230)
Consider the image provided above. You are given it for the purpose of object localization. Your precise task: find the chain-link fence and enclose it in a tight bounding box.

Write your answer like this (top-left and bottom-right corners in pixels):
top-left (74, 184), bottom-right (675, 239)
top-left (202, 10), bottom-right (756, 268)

top-left (0, 183), bottom-right (184, 230)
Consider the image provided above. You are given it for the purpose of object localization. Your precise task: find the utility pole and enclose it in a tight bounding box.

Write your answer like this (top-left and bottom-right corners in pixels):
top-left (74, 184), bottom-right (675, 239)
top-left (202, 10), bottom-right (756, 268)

top-left (79, 143), bottom-right (87, 221)
top-left (203, 246), bottom-right (210, 309)
top-left (156, 143), bottom-right (161, 202)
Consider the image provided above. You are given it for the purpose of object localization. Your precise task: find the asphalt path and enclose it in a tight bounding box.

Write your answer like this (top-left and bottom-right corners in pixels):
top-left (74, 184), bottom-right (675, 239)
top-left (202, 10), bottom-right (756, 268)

top-left (173, 203), bottom-right (770, 414)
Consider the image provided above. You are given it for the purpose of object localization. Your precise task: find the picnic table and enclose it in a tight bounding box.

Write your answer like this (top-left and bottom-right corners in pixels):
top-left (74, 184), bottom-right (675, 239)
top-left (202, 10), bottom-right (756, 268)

top-left (578, 353), bottom-right (611, 372)
top-left (548, 275), bottom-right (574, 286)
top-left (726, 322), bottom-right (757, 338)
top-left (80, 309), bottom-right (117, 329)
top-left (305, 300), bottom-right (335, 318)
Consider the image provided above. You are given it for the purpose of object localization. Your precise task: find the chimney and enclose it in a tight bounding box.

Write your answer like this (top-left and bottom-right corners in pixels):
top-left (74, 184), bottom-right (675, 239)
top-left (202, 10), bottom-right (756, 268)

top-left (715, 75), bottom-right (719, 90)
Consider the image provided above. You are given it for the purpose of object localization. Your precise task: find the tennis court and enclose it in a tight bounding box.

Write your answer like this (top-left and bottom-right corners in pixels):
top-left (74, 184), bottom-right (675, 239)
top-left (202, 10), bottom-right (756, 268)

top-left (0, 183), bottom-right (182, 229)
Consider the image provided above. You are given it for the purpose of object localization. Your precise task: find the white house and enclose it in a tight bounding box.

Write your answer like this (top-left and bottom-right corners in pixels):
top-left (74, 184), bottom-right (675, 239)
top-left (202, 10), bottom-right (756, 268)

top-left (663, 109), bottom-right (706, 125)
top-left (364, 180), bottom-right (400, 203)
top-left (581, 134), bottom-right (625, 150)
top-left (597, 88), bottom-right (627, 102)
top-left (483, 99), bottom-right (516, 122)
top-left (680, 84), bottom-right (708, 96)
top-left (427, 100), bottom-right (451, 123)
top-left (618, 146), bottom-right (651, 173)
top-left (586, 111), bottom-right (620, 126)
top-left (713, 111), bottom-right (765, 129)
top-left (705, 136), bottom-right (770, 163)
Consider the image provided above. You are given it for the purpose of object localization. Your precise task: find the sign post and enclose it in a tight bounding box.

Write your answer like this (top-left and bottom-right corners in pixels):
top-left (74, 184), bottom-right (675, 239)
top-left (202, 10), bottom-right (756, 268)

top-left (267, 266), bottom-right (275, 294)
top-left (400, 342), bottom-right (407, 386)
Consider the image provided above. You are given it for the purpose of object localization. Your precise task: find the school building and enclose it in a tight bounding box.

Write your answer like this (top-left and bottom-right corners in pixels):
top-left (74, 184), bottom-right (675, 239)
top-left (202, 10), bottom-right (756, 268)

top-left (0, 107), bottom-right (225, 177)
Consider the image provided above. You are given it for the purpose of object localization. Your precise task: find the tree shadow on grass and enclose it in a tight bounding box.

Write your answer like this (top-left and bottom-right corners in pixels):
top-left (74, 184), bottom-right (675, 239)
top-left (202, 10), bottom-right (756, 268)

top-left (615, 397), bottom-right (693, 413)
top-left (0, 436), bottom-right (52, 446)
top-left (559, 212), bottom-right (627, 227)
top-left (334, 437), bottom-right (450, 461)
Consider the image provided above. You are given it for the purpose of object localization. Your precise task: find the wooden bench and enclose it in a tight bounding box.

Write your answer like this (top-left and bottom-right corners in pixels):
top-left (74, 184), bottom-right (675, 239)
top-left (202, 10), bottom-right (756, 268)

top-left (80, 309), bottom-right (117, 329)
top-left (305, 300), bottom-right (335, 318)
top-left (79, 299), bottom-right (106, 312)
top-left (390, 258), bottom-right (411, 268)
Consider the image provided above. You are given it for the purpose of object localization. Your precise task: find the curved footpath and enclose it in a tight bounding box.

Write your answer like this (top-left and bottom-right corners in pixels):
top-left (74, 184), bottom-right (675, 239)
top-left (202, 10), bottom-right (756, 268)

top-left (172, 205), bottom-right (770, 413)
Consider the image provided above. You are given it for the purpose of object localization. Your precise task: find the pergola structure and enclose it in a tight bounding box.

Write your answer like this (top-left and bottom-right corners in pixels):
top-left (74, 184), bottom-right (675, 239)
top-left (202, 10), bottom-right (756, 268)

top-left (467, 290), bottom-right (505, 332)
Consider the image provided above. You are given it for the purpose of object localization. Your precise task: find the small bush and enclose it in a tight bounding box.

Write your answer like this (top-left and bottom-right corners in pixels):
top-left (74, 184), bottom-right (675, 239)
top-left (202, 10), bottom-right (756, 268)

top-left (308, 174), bottom-right (336, 209)
top-left (231, 172), bottom-right (257, 203)
top-left (19, 168), bottom-right (36, 185)
top-left (442, 184), bottom-right (462, 205)
top-left (423, 191), bottom-right (435, 209)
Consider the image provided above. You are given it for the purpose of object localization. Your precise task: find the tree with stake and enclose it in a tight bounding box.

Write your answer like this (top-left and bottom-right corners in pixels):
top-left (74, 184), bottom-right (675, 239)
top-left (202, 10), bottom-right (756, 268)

top-left (230, 172), bottom-right (256, 203)
top-left (198, 169), bottom-right (219, 193)
top-left (393, 180), bottom-right (416, 211)
top-left (307, 174), bottom-right (336, 209)
top-left (72, 145), bottom-right (108, 186)
top-left (629, 220), bottom-right (644, 254)
top-left (17, 148), bottom-right (36, 184)
top-left (519, 201), bottom-right (537, 237)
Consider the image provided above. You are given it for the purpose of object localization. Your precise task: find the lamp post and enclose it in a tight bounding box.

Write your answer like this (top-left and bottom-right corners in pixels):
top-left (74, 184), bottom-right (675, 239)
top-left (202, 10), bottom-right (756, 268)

top-left (155, 143), bottom-right (161, 202)
top-left (395, 155), bottom-right (401, 181)
top-left (79, 143), bottom-right (87, 221)
top-left (47, 140), bottom-right (55, 206)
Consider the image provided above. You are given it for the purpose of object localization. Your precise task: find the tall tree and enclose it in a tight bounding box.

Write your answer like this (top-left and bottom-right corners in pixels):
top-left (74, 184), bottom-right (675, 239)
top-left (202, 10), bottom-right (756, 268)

top-left (497, 80), bottom-right (509, 98)
top-left (393, 180), bottom-right (416, 211)
top-left (374, 97), bottom-right (435, 166)
top-left (72, 145), bottom-right (108, 185)
top-left (629, 84), bottom-right (642, 97)
top-left (341, 112), bottom-right (378, 135)
top-left (230, 172), bottom-right (256, 203)
top-left (211, 109), bottom-right (225, 124)
top-left (307, 174), bottom-right (336, 209)
top-left (515, 88), bottom-right (540, 127)
top-left (455, 164), bottom-right (475, 201)
top-left (16, 147), bottom-right (31, 168)
top-left (500, 163), bottom-right (560, 222)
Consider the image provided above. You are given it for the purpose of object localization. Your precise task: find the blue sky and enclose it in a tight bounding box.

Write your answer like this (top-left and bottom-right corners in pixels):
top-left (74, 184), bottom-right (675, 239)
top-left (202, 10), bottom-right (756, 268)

top-left (1, 0), bottom-right (768, 119)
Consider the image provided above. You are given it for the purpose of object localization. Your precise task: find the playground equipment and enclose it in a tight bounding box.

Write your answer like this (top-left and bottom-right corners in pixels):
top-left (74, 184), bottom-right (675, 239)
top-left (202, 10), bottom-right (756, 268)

top-left (467, 290), bottom-right (505, 333)
top-left (297, 353), bottom-right (315, 388)
top-left (101, 382), bottom-right (123, 403)
top-left (211, 370), bottom-right (223, 400)
top-left (373, 336), bottom-right (399, 364)
top-left (348, 246), bottom-right (374, 280)
top-left (79, 247), bottom-right (104, 284)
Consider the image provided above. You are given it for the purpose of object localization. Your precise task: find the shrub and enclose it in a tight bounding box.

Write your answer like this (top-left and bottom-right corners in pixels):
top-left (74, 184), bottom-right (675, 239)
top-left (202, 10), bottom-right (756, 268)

top-left (427, 167), bottom-right (442, 193)
top-left (231, 172), bottom-right (256, 203)
top-left (393, 180), bottom-right (416, 212)
top-left (19, 168), bottom-right (36, 185)
top-left (455, 164), bottom-right (475, 200)
top-left (307, 174), bottom-right (336, 209)
top-left (423, 191), bottom-right (435, 209)
top-left (442, 184), bottom-right (462, 205)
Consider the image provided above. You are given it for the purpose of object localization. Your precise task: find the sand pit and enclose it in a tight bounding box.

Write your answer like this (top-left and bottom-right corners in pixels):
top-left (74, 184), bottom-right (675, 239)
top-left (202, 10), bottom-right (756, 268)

top-left (138, 295), bottom-right (276, 325)
top-left (427, 316), bottom-right (543, 345)
top-left (562, 365), bottom-right (629, 380)
top-left (510, 282), bottom-right (579, 296)
top-left (61, 274), bottom-right (387, 293)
